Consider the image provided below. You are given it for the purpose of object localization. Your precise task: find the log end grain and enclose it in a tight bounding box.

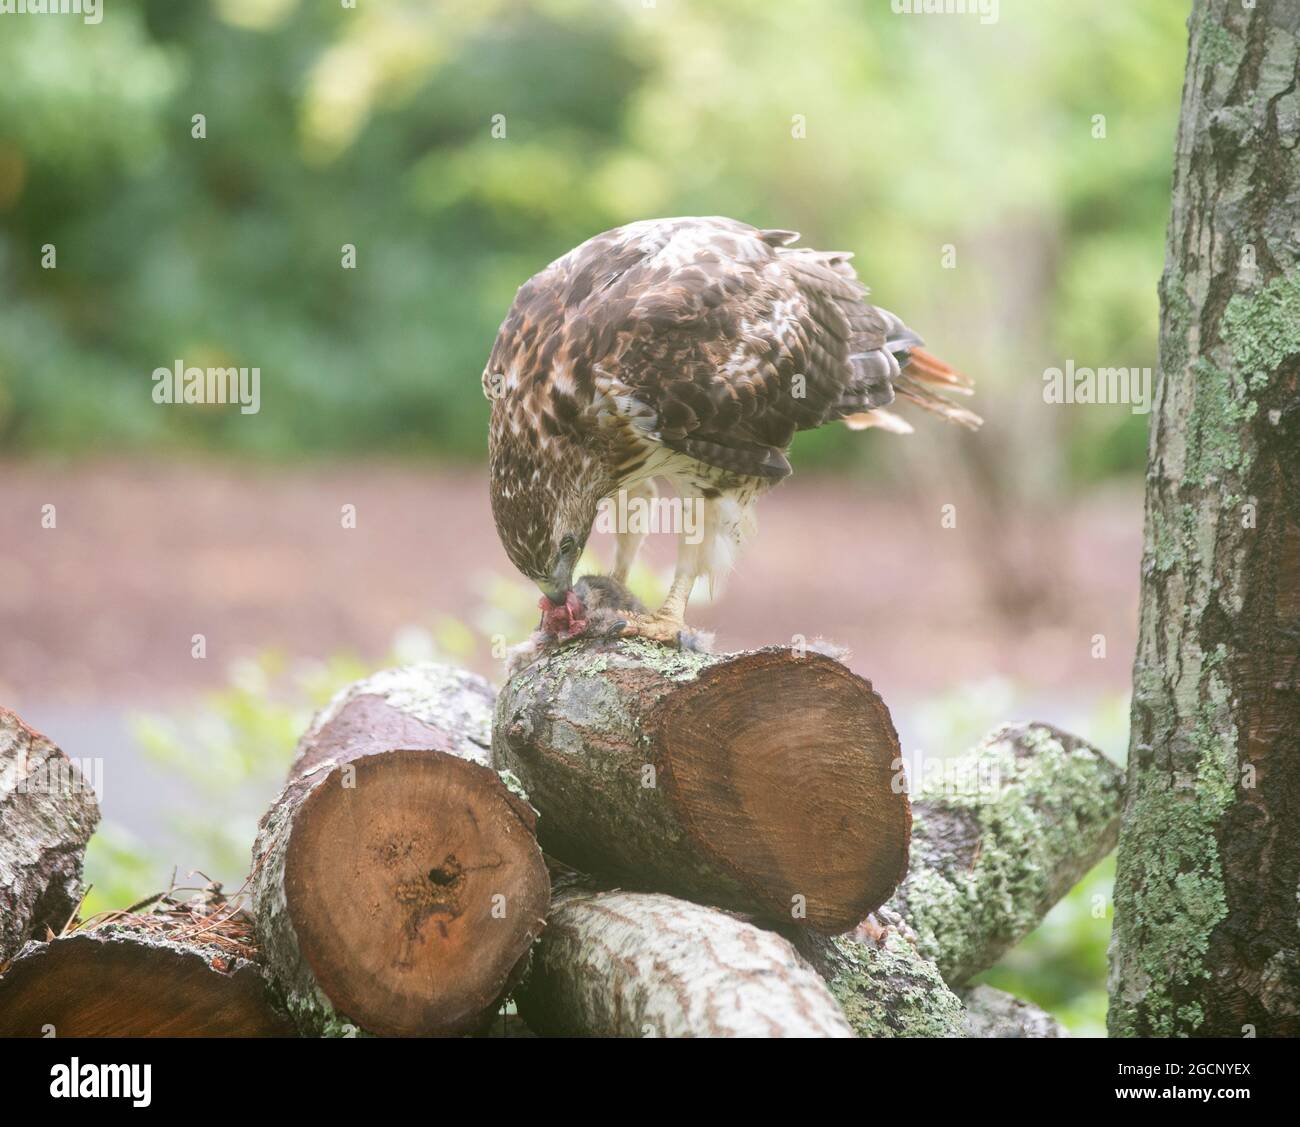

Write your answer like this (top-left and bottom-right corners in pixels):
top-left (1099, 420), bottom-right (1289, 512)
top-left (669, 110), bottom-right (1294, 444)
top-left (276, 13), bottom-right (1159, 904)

top-left (280, 748), bottom-right (550, 1036)
top-left (649, 649), bottom-right (910, 933)
top-left (0, 930), bottom-right (292, 1037)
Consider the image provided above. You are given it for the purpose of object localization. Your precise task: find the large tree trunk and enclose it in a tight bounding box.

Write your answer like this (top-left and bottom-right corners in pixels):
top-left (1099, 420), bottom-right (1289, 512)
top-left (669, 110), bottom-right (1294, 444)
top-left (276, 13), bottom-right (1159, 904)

top-left (0, 708), bottom-right (100, 962)
top-left (494, 641), bottom-right (910, 934)
top-left (1109, 0), bottom-right (1300, 1037)
top-left (251, 665), bottom-right (550, 1037)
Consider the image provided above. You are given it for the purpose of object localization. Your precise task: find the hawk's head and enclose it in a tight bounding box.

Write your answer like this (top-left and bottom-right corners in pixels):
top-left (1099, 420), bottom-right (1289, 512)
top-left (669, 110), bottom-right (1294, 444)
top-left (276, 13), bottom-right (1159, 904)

top-left (487, 421), bottom-right (603, 639)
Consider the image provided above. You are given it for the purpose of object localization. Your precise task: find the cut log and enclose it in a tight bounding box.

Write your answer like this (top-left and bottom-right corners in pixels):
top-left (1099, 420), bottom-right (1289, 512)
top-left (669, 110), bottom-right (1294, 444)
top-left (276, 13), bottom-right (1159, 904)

top-left (0, 708), bottom-right (100, 961)
top-left (0, 894), bottom-right (291, 1037)
top-left (515, 882), bottom-right (853, 1037)
top-left (960, 985), bottom-right (1068, 1038)
top-left (251, 664), bottom-right (550, 1037)
top-left (495, 640), bottom-right (909, 934)
top-left (787, 906), bottom-right (966, 1037)
top-left (892, 722), bottom-right (1123, 986)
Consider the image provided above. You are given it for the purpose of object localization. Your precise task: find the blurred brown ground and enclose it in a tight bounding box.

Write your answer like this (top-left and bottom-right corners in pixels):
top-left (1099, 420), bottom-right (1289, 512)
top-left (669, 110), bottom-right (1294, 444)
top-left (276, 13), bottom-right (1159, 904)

top-left (0, 459), bottom-right (1140, 707)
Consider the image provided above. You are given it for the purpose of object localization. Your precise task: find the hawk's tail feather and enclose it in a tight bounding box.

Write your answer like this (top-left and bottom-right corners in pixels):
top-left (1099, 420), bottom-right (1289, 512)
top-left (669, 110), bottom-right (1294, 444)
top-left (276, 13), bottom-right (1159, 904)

top-left (843, 408), bottom-right (915, 434)
top-left (904, 347), bottom-right (975, 395)
top-left (894, 348), bottom-right (983, 430)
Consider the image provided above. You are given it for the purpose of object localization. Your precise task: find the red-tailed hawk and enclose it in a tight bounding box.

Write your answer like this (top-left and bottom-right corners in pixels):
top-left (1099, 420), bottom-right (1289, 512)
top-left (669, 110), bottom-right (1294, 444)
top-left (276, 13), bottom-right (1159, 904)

top-left (484, 216), bottom-right (980, 643)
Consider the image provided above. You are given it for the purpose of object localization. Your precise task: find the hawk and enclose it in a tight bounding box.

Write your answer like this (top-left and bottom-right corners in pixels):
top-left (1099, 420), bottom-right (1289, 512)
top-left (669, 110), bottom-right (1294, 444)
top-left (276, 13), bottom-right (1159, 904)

top-left (483, 216), bottom-right (980, 644)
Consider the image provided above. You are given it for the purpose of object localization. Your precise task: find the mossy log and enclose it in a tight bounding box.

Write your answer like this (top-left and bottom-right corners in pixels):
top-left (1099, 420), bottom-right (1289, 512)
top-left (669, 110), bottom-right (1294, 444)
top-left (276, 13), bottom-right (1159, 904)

top-left (891, 722), bottom-right (1123, 986)
top-left (0, 708), bottom-right (100, 962)
top-left (494, 639), bottom-right (910, 934)
top-left (783, 722), bottom-right (1118, 1036)
top-left (787, 907), bottom-right (967, 1038)
top-left (514, 881), bottom-right (853, 1037)
top-left (251, 665), bottom-right (550, 1037)
top-left (0, 902), bottom-right (292, 1037)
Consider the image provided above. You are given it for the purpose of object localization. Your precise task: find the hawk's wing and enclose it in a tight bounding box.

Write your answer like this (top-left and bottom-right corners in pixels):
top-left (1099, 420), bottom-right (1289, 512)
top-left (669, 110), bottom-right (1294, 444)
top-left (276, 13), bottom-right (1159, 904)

top-left (583, 217), bottom-right (915, 479)
top-left (484, 217), bottom-right (962, 483)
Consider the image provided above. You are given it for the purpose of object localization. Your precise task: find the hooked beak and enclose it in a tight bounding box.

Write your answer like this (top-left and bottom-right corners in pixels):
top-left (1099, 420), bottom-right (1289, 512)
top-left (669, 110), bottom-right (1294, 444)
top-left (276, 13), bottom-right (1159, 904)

top-left (540, 558), bottom-right (575, 606)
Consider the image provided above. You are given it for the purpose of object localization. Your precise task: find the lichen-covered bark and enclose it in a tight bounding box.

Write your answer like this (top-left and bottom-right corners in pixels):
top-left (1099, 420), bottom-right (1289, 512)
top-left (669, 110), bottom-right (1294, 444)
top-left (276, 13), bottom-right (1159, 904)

top-left (892, 723), bottom-right (1123, 986)
top-left (1109, 0), bottom-right (1300, 1037)
top-left (789, 907), bottom-right (967, 1037)
top-left (494, 640), bottom-right (752, 908)
top-left (515, 884), bottom-right (853, 1037)
top-left (495, 638), bottom-right (908, 933)
top-left (250, 781), bottom-right (348, 1035)
top-left (786, 722), bottom-right (1117, 1036)
top-left (960, 985), bottom-right (1068, 1039)
top-left (0, 708), bottom-right (100, 961)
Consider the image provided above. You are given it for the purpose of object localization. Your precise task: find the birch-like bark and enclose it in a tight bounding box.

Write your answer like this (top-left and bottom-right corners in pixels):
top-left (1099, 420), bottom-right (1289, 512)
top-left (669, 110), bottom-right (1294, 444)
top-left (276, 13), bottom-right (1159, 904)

top-left (514, 883), bottom-right (853, 1037)
top-left (960, 985), bottom-right (1068, 1039)
top-left (0, 708), bottom-right (99, 962)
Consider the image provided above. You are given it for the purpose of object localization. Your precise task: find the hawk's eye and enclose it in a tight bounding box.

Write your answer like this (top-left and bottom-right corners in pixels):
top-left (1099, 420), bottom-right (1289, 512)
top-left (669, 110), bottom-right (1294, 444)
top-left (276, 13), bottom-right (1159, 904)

top-left (559, 534), bottom-right (577, 557)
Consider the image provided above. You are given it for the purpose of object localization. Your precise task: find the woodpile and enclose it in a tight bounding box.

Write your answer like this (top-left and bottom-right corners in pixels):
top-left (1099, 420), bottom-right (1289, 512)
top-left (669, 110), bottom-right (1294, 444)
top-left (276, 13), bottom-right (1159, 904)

top-left (0, 628), bottom-right (1124, 1037)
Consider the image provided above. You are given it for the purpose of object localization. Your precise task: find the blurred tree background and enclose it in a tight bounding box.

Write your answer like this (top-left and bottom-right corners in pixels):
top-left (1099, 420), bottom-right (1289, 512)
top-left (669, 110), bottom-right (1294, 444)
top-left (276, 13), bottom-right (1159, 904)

top-left (0, 0), bottom-right (1185, 475)
top-left (0, 1), bottom-right (1192, 1037)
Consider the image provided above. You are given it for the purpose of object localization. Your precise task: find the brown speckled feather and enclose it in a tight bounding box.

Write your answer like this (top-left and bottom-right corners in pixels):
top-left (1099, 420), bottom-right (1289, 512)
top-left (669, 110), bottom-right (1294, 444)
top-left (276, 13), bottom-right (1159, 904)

top-left (483, 216), bottom-right (977, 584)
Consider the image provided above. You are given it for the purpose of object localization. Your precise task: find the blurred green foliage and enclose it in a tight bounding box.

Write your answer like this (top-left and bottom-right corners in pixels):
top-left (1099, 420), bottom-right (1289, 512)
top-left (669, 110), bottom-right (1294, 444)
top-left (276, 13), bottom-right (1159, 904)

top-left (0, 0), bottom-right (1185, 477)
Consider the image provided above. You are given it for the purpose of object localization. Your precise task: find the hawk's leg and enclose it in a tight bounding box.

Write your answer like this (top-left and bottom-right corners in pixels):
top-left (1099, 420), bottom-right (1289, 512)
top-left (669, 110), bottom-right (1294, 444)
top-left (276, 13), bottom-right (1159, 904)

top-left (611, 478), bottom-right (657, 583)
top-left (614, 491), bottom-right (712, 646)
top-left (613, 576), bottom-right (695, 645)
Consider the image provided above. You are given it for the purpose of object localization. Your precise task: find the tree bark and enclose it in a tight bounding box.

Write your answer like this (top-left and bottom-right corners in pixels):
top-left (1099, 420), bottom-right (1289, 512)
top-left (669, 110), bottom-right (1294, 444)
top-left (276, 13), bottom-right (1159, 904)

top-left (1109, 0), bottom-right (1300, 1037)
top-left (893, 722), bottom-right (1123, 987)
top-left (788, 907), bottom-right (967, 1037)
top-left (494, 640), bottom-right (910, 934)
top-left (514, 882), bottom-right (853, 1037)
top-left (0, 708), bottom-right (100, 962)
top-left (0, 895), bottom-right (291, 1037)
top-left (960, 985), bottom-right (1068, 1039)
top-left (251, 664), bottom-right (550, 1037)
top-left (783, 723), bottom-right (1119, 1036)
